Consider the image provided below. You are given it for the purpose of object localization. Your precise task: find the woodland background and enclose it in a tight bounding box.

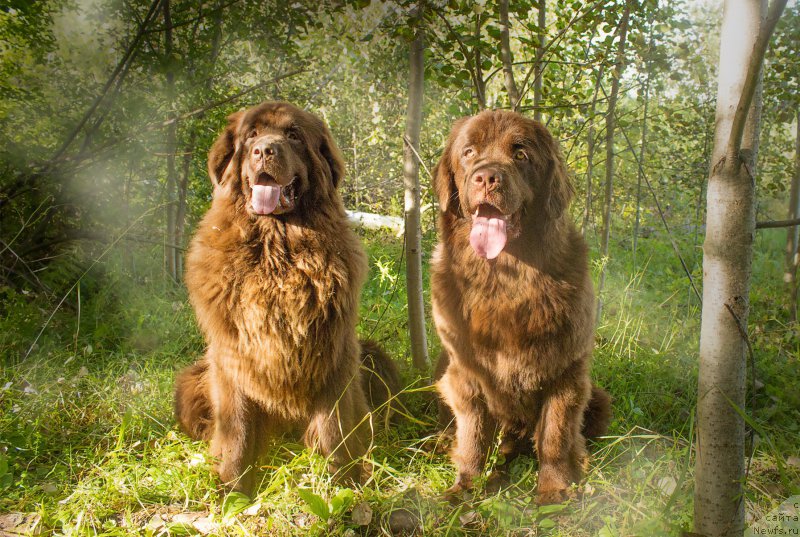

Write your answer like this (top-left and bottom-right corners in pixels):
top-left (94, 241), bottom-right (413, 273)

top-left (0, 0), bottom-right (798, 535)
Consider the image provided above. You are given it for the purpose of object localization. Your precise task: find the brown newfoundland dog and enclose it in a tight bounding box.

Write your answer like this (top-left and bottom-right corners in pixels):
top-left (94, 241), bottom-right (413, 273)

top-left (175, 102), bottom-right (399, 494)
top-left (431, 110), bottom-right (611, 505)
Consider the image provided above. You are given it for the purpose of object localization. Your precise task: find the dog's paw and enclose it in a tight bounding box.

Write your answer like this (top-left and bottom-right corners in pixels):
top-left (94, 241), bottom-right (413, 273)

top-left (536, 484), bottom-right (579, 506)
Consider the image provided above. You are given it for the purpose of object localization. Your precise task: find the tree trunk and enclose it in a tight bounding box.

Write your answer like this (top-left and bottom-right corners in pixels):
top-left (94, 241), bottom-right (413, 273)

top-left (499, 0), bottom-right (520, 109)
top-left (695, 0), bottom-right (786, 534)
top-left (581, 64), bottom-right (605, 237)
top-left (175, 133), bottom-right (193, 280)
top-left (596, 5), bottom-right (629, 321)
top-left (533, 0), bottom-right (546, 122)
top-left (174, 2), bottom-right (224, 281)
top-left (633, 28), bottom-right (653, 271)
top-left (473, 13), bottom-right (486, 110)
top-left (785, 113), bottom-right (800, 321)
top-left (403, 11), bottom-right (430, 372)
top-left (163, 0), bottom-right (178, 282)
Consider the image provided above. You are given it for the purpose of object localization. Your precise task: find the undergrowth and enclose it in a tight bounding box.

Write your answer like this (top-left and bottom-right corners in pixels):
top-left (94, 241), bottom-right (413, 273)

top-left (0, 228), bottom-right (797, 536)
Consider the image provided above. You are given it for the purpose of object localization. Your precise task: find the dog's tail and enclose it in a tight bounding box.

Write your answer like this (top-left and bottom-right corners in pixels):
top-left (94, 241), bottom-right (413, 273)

top-left (582, 385), bottom-right (612, 440)
top-left (359, 339), bottom-right (401, 416)
top-left (174, 359), bottom-right (213, 441)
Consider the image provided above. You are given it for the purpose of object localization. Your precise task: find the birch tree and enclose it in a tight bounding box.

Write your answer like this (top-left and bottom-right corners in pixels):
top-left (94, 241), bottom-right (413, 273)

top-left (403, 7), bottom-right (429, 372)
top-left (785, 115), bottom-right (800, 321)
top-left (533, 0), bottom-right (546, 122)
top-left (498, 0), bottom-right (520, 109)
top-left (596, 4), bottom-right (630, 320)
top-left (695, 0), bottom-right (787, 534)
top-left (163, 0), bottom-right (178, 282)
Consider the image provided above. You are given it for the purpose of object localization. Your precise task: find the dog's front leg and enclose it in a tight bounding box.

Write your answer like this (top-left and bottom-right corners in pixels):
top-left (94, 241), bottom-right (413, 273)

top-left (533, 361), bottom-right (591, 505)
top-left (208, 363), bottom-right (258, 495)
top-left (439, 366), bottom-right (496, 494)
top-left (305, 380), bottom-right (370, 484)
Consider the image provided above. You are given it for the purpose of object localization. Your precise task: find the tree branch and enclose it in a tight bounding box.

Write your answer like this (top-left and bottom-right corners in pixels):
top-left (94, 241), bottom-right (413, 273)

top-left (48, 0), bottom-right (163, 165)
top-left (726, 0), bottom-right (788, 158)
top-left (158, 69), bottom-right (306, 128)
top-left (144, 0), bottom-right (241, 33)
top-left (513, 0), bottom-right (606, 110)
top-left (756, 217), bottom-right (800, 229)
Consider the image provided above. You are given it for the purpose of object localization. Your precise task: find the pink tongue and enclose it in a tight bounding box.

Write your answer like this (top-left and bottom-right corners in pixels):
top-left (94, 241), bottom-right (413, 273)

top-left (470, 216), bottom-right (507, 259)
top-left (250, 184), bottom-right (280, 214)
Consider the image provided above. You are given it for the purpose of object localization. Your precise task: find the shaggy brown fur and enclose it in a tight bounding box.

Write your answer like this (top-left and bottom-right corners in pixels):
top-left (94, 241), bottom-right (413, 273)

top-left (431, 110), bottom-right (611, 505)
top-left (174, 102), bottom-right (399, 494)
top-left (359, 340), bottom-right (402, 418)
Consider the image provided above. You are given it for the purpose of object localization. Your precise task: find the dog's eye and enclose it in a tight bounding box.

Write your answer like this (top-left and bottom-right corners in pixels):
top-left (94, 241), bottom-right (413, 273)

top-left (462, 147), bottom-right (475, 158)
top-left (247, 129), bottom-right (258, 140)
top-left (286, 127), bottom-right (300, 141)
top-left (514, 149), bottom-right (528, 161)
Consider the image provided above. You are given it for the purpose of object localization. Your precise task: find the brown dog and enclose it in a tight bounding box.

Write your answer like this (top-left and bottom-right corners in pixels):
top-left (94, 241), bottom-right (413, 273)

top-left (431, 110), bottom-right (611, 505)
top-left (174, 102), bottom-right (399, 494)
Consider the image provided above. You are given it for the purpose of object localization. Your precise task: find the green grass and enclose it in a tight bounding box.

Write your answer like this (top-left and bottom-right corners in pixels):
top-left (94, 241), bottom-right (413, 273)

top-left (0, 228), bottom-right (798, 535)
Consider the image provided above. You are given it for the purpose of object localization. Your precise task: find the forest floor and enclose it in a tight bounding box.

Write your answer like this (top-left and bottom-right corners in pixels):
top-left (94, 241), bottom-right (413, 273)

top-left (0, 229), bottom-right (798, 536)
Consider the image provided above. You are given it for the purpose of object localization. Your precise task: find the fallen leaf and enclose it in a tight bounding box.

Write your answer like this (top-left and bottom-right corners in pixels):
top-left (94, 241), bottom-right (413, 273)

top-left (657, 476), bottom-right (677, 496)
top-left (0, 512), bottom-right (42, 535)
top-left (243, 502), bottom-right (262, 517)
top-left (192, 516), bottom-right (219, 535)
top-left (458, 510), bottom-right (478, 525)
top-left (172, 512), bottom-right (204, 525)
top-left (146, 514), bottom-right (166, 531)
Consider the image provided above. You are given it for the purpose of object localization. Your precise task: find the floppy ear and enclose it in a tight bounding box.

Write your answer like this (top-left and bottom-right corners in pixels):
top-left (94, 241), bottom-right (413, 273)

top-left (433, 120), bottom-right (466, 215)
top-left (318, 121), bottom-right (345, 188)
top-left (207, 111), bottom-right (244, 189)
top-left (545, 136), bottom-right (575, 218)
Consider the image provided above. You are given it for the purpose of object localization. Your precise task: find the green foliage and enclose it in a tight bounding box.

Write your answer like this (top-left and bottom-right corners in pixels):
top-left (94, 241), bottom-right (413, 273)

top-left (1, 230), bottom-right (798, 535)
top-left (221, 492), bottom-right (252, 518)
top-left (0, 0), bottom-right (798, 535)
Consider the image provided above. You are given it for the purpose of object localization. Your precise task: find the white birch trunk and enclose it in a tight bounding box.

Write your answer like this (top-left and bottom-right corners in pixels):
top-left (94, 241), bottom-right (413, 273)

top-left (403, 16), bottom-right (430, 372)
top-left (695, 0), bottom-right (787, 533)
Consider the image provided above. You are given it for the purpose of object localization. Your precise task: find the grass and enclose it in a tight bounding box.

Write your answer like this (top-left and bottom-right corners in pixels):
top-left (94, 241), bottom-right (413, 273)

top-left (0, 227), bottom-right (798, 536)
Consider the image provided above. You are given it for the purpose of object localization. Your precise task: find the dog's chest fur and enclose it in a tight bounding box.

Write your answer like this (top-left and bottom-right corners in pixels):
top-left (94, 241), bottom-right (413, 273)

top-left (434, 222), bottom-right (592, 391)
top-left (185, 202), bottom-right (366, 414)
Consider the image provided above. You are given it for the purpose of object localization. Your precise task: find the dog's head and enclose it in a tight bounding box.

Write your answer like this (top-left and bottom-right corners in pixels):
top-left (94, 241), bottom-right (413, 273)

top-left (207, 101), bottom-right (345, 217)
top-left (433, 110), bottom-right (573, 259)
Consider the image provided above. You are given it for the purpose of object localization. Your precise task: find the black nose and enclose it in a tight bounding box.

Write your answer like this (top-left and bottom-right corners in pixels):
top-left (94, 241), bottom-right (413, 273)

top-left (472, 168), bottom-right (503, 191)
top-left (252, 139), bottom-right (281, 160)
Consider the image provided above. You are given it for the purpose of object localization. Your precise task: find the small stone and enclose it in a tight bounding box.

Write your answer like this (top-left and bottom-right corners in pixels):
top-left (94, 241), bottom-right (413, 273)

top-left (388, 508), bottom-right (421, 535)
top-left (351, 502), bottom-right (372, 526)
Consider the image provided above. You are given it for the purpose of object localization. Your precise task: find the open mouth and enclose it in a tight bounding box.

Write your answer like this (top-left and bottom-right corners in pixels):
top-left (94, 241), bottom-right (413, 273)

top-left (250, 173), bottom-right (298, 215)
top-left (469, 203), bottom-right (508, 260)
